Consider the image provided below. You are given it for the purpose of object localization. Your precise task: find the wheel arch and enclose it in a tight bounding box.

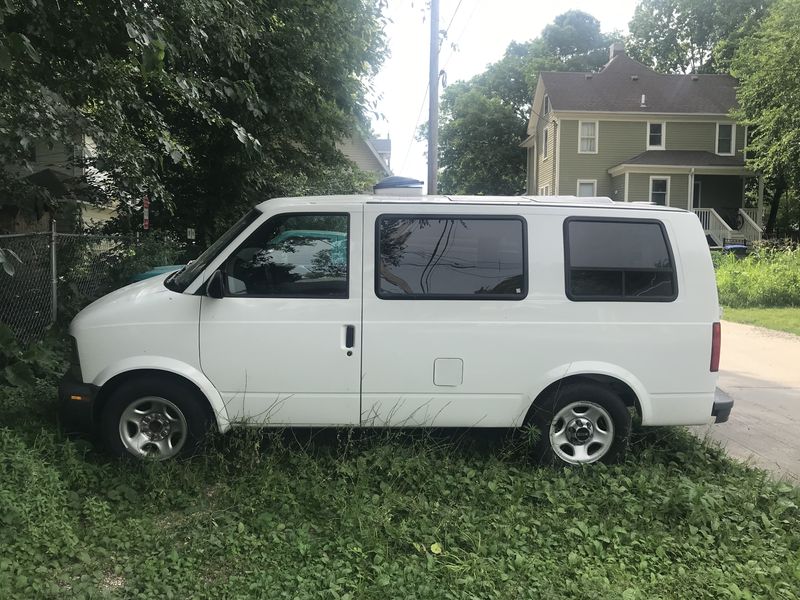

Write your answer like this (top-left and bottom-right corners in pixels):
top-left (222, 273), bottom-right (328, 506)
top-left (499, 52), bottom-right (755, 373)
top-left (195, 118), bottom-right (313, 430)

top-left (92, 358), bottom-right (231, 432)
top-left (524, 363), bottom-right (649, 425)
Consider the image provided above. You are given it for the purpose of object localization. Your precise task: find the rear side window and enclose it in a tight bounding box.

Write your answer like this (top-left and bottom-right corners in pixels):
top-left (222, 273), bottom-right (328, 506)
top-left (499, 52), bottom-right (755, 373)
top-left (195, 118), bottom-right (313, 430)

top-left (377, 215), bottom-right (527, 299)
top-left (565, 218), bottom-right (677, 301)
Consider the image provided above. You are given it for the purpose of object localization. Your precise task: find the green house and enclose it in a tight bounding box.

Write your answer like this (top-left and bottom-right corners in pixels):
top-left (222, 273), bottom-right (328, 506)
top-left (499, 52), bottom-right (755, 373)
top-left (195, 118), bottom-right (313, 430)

top-left (522, 43), bottom-right (764, 246)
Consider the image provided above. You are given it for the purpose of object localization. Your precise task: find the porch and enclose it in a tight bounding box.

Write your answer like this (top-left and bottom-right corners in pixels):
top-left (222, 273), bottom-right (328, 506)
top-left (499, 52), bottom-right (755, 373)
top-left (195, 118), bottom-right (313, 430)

top-left (608, 151), bottom-right (763, 247)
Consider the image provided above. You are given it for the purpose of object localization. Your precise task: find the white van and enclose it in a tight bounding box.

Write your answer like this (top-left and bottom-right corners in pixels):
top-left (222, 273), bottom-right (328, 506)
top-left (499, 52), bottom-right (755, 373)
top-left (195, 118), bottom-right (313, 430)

top-left (59, 194), bottom-right (729, 463)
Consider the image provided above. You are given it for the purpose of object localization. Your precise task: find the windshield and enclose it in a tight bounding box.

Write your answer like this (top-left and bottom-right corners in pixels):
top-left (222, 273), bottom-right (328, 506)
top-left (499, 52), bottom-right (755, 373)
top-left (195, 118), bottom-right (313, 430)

top-left (165, 208), bottom-right (261, 292)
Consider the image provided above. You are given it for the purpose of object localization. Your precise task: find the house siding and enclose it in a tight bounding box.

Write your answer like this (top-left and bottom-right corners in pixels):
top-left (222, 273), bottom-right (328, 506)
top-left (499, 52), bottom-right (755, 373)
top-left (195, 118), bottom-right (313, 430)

top-left (536, 120), bottom-right (555, 193)
top-left (558, 120), bottom-right (644, 196)
top-left (629, 173), bottom-right (689, 208)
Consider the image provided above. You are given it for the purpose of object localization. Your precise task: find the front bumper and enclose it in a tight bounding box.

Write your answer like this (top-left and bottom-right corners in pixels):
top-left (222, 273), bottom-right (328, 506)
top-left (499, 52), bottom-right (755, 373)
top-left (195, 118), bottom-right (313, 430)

top-left (58, 372), bottom-right (98, 435)
top-left (712, 388), bottom-right (734, 424)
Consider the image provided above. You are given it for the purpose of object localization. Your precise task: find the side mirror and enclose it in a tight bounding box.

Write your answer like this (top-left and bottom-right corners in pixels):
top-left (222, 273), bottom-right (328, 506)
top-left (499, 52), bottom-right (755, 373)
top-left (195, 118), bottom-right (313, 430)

top-left (206, 269), bottom-right (225, 299)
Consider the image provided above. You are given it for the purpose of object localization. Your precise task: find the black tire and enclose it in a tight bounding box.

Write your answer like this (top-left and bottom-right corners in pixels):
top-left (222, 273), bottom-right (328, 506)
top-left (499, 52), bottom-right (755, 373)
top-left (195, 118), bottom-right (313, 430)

top-left (101, 375), bottom-right (212, 460)
top-left (526, 382), bottom-right (631, 466)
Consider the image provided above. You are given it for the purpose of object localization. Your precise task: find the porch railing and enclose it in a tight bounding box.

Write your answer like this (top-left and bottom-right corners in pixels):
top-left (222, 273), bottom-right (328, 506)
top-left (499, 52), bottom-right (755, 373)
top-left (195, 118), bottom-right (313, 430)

top-left (736, 208), bottom-right (763, 243)
top-left (692, 208), bottom-right (734, 246)
top-left (741, 207), bottom-right (760, 226)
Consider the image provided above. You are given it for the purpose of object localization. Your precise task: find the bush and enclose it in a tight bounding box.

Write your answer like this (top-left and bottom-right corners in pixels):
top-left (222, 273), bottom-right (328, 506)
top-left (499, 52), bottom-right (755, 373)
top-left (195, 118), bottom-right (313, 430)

top-left (716, 243), bottom-right (800, 307)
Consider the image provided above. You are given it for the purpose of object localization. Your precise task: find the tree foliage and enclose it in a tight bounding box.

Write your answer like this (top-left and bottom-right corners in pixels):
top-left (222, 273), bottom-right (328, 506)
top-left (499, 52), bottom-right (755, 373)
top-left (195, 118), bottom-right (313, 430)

top-left (627, 0), bottom-right (771, 73)
top-left (731, 0), bottom-right (800, 236)
top-left (437, 11), bottom-right (613, 195)
top-left (0, 0), bottom-right (386, 242)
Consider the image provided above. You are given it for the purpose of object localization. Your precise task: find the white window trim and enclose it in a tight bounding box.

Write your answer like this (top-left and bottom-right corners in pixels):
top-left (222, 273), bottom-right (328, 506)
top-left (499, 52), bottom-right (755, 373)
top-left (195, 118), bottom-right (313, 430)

top-left (716, 122), bottom-right (735, 156)
top-left (577, 120), bottom-right (598, 154)
top-left (542, 127), bottom-right (549, 160)
top-left (646, 121), bottom-right (666, 150)
top-left (649, 176), bottom-right (670, 206)
top-left (538, 185), bottom-right (550, 195)
top-left (576, 179), bottom-right (597, 197)
top-left (543, 95), bottom-right (550, 115)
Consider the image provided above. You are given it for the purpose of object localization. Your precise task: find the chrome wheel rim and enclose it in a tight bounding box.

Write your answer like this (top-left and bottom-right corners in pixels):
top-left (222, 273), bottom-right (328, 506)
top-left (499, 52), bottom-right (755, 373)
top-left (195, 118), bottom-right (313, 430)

top-left (119, 397), bottom-right (188, 459)
top-left (549, 401), bottom-right (614, 464)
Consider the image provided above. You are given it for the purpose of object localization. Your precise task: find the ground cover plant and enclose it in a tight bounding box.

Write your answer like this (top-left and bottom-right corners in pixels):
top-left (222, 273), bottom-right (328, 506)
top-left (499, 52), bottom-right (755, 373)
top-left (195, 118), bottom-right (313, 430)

top-left (722, 307), bottom-right (800, 336)
top-left (1, 350), bottom-right (799, 599)
top-left (715, 244), bottom-right (800, 308)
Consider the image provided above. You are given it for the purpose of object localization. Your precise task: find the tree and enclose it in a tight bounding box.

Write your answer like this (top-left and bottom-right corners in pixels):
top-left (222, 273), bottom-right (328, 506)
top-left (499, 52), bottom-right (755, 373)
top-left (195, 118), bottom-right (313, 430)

top-left (731, 0), bottom-right (800, 236)
top-left (627, 0), bottom-right (771, 73)
top-left (0, 0), bottom-right (386, 242)
top-left (437, 11), bottom-right (613, 195)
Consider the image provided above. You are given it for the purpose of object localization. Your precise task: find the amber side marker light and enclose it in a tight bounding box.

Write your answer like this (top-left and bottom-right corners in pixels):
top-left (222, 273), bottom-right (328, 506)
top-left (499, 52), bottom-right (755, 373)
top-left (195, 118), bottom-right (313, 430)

top-left (70, 394), bottom-right (89, 402)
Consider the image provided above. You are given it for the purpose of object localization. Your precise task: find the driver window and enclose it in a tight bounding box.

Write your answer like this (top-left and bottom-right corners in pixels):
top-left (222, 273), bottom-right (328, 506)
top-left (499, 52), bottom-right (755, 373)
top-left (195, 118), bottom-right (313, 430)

top-left (223, 213), bottom-right (349, 298)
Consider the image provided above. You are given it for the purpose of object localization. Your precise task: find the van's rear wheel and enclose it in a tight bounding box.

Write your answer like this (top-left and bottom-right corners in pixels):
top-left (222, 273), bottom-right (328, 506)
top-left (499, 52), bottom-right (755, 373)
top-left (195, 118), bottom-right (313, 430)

top-left (528, 383), bottom-right (631, 465)
top-left (101, 377), bottom-right (211, 460)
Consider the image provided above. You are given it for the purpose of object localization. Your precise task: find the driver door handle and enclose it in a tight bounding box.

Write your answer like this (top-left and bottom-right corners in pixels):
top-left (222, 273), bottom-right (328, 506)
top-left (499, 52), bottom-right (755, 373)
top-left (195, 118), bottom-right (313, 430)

top-left (345, 325), bottom-right (355, 349)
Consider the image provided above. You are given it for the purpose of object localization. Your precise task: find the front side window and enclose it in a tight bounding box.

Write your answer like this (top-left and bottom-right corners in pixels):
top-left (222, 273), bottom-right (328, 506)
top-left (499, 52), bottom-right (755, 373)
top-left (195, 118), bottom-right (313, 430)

top-left (579, 121), bottom-right (597, 153)
top-left (648, 122), bottom-right (665, 149)
top-left (222, 213), bottom-right (349, 298)
top-left (717, 123), bottom-right (733, 155)
top-left (565, 219), bottom-right (677, 301)
top-left (650, 177), bottom-right (669, 205)
top-left (377, 216), bottom-right (526, 300)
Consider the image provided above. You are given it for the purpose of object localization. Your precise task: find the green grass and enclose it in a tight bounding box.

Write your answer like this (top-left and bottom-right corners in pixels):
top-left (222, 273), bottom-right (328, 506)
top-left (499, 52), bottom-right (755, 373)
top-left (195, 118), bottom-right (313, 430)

top-left (723, 307), bottom-right (800, 336)
top-left (1, 380), bottom-right (799, 599)
top-left (715, 246), bottom-right (800, 308)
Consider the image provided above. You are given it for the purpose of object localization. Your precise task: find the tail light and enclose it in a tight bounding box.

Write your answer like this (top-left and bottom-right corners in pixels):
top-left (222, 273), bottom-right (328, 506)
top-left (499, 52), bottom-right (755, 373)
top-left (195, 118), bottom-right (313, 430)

top-left (710, 322), bottom-right (721, 372)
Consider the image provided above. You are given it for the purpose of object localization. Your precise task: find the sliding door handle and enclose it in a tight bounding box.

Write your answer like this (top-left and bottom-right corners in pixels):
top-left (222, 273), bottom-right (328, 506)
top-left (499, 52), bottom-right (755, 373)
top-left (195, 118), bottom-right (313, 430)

top-left (345, 325), bottom-right (356, 349)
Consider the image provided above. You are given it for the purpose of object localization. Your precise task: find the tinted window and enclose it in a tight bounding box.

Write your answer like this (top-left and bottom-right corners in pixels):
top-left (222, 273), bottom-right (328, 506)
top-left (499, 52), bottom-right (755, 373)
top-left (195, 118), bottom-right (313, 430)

top-left (565, 219), bottom-right (676, 301)
top-left (223, 213), bottom-right (348, 297)
top-left (377, 216), bottom-right (526, 299)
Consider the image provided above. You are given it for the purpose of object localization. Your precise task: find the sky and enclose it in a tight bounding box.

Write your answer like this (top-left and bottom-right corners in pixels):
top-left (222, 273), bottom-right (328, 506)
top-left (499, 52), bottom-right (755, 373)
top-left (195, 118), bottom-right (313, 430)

top-left (370, 0), bottom-right (640, 186)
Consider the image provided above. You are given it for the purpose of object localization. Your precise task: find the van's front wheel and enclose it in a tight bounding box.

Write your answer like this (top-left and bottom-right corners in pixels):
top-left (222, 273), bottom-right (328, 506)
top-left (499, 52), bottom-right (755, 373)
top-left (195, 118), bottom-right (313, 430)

top-left (101, 377), bottom-right (211, 460)
top-left (529, 383), bottom-right (631, 465)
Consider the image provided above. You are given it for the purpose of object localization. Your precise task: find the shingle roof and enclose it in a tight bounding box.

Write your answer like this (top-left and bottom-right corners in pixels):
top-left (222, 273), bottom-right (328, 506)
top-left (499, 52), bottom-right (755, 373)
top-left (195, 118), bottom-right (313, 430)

top-left (370, 138), bottom-right (391, 153)
top-left (541, 53), bottom-right (738, 114)
top-left (614, 150), bottom-right (745, 168)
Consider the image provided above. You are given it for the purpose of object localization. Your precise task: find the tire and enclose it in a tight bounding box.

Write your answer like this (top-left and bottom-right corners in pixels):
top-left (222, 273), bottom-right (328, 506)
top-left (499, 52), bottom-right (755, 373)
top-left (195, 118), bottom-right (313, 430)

top-left (101, 376), bottom-right (212, 460)
top-left (527, 382), bottom-right (631, 466)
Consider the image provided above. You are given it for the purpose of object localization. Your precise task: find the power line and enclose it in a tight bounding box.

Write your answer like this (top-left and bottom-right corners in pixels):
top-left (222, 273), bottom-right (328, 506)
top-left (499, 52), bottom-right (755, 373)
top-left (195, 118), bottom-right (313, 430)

top-left (400, 82), bottom-right (430, 174)
top-left (442, 0), bottom-right (465, 47)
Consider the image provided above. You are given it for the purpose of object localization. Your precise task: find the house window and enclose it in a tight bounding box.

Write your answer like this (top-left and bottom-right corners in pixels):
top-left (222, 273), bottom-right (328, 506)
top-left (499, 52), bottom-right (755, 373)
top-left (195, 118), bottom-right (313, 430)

top-left (716, 123), bottom-right (734, 155)
top-left (578, 121), bottom-right (597, 153)
top-left (649, 176), bottom-right (669, 206)
top-left (577, 180), bottom-right (596, 197)
top-left (376, 216), bottom-right (527, 300)
top-left (647, 122), bottom-right (665, 150)
top-left (542, 127), bottom-right (549, 159)
top-left (543, 95), bottom-right (550, 115)
top-left (564, 218), bottom-right (677, 301)
top-left (539, 185), bottom-right (550, 195)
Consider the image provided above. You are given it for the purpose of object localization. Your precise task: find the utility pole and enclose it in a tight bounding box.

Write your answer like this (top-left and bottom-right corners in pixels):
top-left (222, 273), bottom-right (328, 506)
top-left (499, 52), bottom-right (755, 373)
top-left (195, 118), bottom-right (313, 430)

top-left (427, 0), bottom-right (439, 195)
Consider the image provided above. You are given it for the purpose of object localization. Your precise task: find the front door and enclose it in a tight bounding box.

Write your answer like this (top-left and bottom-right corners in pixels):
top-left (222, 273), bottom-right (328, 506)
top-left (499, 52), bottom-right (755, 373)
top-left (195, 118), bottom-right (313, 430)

top-left (199, 207), bottom-right (362, 425)
top-left (693, 180), bottom-right (702, 208)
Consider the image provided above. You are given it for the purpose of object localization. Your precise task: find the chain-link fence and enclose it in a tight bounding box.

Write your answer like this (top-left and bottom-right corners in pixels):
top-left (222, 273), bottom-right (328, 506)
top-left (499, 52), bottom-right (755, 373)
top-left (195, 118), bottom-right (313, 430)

top-left (1, 223), bottom-right (186, 344)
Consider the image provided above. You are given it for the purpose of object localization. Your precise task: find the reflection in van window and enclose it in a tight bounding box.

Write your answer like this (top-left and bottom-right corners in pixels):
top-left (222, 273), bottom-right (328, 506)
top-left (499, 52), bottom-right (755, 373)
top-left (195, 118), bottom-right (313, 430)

top-left (565, 219), bottom-right (676, 301)
top-left (377, 216), bottom-right (526, 299)
top-left (224, 214), bottom-right (348, 297)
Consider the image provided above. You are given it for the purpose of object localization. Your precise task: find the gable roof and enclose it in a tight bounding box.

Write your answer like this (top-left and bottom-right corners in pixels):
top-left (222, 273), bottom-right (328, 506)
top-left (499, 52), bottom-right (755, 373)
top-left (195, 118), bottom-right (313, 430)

top-left (540, 52), bottom-right (738, 114)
